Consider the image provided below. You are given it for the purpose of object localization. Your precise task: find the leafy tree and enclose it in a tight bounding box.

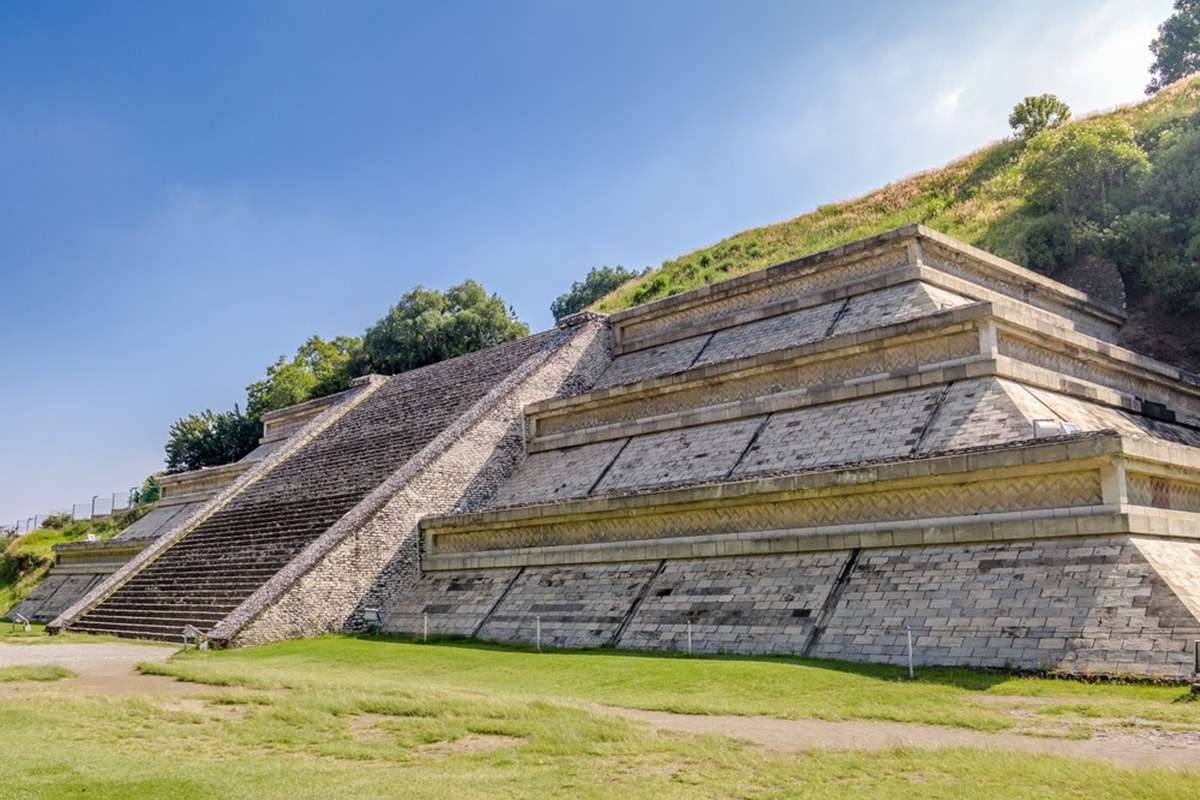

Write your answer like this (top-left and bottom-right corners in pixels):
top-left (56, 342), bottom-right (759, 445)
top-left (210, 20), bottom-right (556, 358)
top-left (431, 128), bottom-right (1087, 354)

top-left (164, 407), bottom-right (260, 473)
top-left (1020, 120), bottom-right (1149, 222)
top-left (138, 474), bottom-right (162, 505)
top-left (1008, 94), bottom-right (1071, 140)
top-left (1147, 0), bottom-right (1200, 94)
top-left (550, 266), bottom-right (639, 321)
top-left (246, 335), bottom-right (363, 419)
top-left (362, 280), bottom-right (529, 374)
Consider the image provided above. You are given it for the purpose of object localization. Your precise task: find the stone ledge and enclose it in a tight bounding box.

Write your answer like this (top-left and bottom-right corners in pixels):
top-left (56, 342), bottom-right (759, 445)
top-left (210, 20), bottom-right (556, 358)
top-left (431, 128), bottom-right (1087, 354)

top-left (604, 226), bottom-right (1123, 343)
top-left (422, 508), bottom-right (1198, 570)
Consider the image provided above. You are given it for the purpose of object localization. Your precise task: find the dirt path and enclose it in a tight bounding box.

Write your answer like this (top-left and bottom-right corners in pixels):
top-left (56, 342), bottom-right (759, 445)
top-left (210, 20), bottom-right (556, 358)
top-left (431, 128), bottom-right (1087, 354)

top-left (0, 641), bottom-right (187, 696)
top-left (606, 707), bottom-right (1200, 771)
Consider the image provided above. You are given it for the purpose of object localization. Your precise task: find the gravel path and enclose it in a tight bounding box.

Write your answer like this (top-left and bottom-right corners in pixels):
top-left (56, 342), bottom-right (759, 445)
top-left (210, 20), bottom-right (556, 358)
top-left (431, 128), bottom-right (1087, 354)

top-left (607, 707), bottom-right (1200, 771)
top-left (0, 641), bottom-right (182, 694)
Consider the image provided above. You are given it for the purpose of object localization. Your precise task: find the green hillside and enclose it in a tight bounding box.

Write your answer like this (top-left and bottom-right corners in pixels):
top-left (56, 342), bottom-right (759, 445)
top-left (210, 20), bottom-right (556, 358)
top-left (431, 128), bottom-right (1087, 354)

top-left (595, 76), bottom-right (1200, 370)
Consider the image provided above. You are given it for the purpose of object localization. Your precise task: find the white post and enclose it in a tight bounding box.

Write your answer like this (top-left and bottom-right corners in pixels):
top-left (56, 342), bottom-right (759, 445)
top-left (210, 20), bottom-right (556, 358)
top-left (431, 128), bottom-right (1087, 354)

top-left (536, 616), bottom-right (541, 652)
top-left (687, 621), bottom-right (693, 655)
top-left (906, 626), bottom-right (915, 680)
top-left (423, 613), bottom-right (428, 643)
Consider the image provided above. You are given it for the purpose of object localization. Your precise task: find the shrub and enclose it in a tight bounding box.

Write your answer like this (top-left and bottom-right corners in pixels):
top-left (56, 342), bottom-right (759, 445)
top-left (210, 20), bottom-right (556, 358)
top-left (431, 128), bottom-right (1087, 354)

top-left (1100, 209), bottom-right (1181, 294)
top-left (550, 266), bottom-right (639, 321)
top-left (1020, 121), bottom-right (1150, 223)
top-left (39, 513), bottom-right (73, 530)
top-left (1021, 214), bottom-right (1078, 274)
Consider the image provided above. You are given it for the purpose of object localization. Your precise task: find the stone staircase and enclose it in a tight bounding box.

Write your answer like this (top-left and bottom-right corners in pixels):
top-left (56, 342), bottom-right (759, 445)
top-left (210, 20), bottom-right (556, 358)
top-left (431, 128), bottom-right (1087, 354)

top-left (60, 326), bottom-right (589, 643)
top-left (69, 493), bottom-right (360, 640)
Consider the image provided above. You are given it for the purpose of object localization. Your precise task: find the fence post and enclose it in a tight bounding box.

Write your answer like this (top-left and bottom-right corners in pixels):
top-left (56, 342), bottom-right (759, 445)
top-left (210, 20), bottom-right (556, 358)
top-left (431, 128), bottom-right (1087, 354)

top-left (536, 616), bottom-right (541, 652)
top-left (687, 621), bottom-right (693, 655)
top-left (906, 625), bottom-right (915, 680)
top-left (423, 613), bottom-right (428, 643)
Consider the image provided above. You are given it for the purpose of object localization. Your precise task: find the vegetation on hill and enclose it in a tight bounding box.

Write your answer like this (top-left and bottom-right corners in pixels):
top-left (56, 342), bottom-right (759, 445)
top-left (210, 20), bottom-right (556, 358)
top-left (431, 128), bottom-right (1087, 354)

top-left (164, 280), bottom-right (527, 474)
top-left (550, 265), bottom-right (643, 321)
top-left (0, 508), bottom-right (147, 615)
top-left (594, 77), bottom-right (1200, 360)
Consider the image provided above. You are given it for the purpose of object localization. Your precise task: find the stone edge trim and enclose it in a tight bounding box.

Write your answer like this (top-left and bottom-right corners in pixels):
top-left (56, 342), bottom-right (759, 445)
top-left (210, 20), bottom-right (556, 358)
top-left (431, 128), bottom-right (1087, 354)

top-left (205, 319), bottom-right (608, 644)
top-left (605, 225), bottom-right (1124, 333)
top-left (47, 376), bottom-right (388, 634)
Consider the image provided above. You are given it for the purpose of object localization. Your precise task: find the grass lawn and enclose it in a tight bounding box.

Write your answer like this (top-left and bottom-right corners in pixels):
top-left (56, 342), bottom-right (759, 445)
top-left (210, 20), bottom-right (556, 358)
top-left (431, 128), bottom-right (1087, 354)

top-left (2, 634), bottom-right (1198, 799)
top-left (0, 664), bottom-right (73, 682)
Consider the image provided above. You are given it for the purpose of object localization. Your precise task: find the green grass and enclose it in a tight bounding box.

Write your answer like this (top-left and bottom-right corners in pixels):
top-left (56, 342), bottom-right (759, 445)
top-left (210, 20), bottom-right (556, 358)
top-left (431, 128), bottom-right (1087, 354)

top-left (140, 636), bottom-right (1200, 733)
top-left (0, 664), bottom-right (74, 682)
top-left (0, 636), bottom-right (1197, 798)
top-left (595, 75), bottom-right (1200, 312)
top-left (1, 509), bottom-right (149, 616)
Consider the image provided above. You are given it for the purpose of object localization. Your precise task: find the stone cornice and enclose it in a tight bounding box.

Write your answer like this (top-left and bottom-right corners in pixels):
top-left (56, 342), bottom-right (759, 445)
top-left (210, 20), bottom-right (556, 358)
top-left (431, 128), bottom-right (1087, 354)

top-left (604, 226), bottom-right (1124, 352)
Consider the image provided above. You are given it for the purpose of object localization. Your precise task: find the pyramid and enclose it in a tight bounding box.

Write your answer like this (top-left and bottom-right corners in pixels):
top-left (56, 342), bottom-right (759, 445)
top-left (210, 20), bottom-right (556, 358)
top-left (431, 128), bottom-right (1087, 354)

top-left (52, 226), bottom-right (1200, 677)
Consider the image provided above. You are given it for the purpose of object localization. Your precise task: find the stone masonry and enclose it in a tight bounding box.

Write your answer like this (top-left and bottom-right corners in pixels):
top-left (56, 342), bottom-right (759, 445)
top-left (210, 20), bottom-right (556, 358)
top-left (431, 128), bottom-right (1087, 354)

top-left (389, 226), bottom-right (1200, 679)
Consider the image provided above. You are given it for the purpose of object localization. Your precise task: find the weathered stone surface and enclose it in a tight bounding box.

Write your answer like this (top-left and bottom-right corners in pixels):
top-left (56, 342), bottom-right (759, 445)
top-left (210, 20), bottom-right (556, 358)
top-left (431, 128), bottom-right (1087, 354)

top-left (616, 553), bottom-right (849, 655)
top-left (477, 563), bottom-right (660, 649)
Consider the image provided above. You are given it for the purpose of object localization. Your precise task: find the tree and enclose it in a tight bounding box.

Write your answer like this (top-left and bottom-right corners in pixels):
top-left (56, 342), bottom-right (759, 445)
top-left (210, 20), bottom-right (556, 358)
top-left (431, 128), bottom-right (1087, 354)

top-left (164, 407), bottom-right (261, 473)
top-left (550, 265), bottom-right (639, 321)
top-left (1008, 94), bottom-right (1071, 140)
top-left (1147, 0), bottom-right (1200, 94)
top-left (1020, 120), bottom-right (1149, 223)
top-left (362, 280), bottom-right (529, 374)
top-left (246, 335), bottom-right (364, 419)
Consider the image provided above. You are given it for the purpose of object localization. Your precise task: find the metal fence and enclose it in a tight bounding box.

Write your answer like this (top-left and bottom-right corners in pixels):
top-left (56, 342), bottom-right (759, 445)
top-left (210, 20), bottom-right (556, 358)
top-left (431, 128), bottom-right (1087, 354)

top-left (8, 488), bottom-right (143, 535)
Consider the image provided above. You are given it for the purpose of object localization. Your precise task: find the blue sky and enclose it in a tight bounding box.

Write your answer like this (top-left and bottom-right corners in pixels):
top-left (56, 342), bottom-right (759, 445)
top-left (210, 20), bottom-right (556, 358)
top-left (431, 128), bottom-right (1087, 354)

top-left (0, 1), bottom-right (1172, 524)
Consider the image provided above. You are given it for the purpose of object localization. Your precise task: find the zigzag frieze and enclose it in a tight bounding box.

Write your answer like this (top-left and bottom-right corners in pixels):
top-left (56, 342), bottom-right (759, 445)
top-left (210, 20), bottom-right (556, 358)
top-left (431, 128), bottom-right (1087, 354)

top-left (432, 470), bottom-right (1102, 555)
top-left (1128, 473), bottom-right (1200, 513)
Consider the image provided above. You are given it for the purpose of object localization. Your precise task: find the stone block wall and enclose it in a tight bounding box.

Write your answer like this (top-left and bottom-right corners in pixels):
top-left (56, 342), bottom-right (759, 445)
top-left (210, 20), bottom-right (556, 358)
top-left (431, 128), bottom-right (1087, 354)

top-left (810, 536), bottom-right (1200, 677)
top-left (477, 563), bottom-right (660, 648)
top-left (386, 534), bottom-right (1200, 679)
top-left (617, 553), bottom-right (850, 655)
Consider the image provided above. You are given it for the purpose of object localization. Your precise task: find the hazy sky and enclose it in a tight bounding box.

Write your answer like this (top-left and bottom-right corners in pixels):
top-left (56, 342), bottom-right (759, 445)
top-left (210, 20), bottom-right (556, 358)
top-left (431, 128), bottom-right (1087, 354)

top-left (0, 0), bottom-right (1173, 524)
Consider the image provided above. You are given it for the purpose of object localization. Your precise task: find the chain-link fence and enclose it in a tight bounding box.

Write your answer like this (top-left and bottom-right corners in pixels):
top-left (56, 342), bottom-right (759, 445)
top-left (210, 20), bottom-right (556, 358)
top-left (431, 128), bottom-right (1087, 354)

top-left (8, 488), bottom-right (143, 535)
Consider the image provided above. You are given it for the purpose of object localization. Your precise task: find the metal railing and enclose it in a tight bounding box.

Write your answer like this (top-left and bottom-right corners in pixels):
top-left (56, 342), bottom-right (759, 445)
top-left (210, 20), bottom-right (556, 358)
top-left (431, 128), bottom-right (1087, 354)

top-left (9, 487), bottom-right (144, 535)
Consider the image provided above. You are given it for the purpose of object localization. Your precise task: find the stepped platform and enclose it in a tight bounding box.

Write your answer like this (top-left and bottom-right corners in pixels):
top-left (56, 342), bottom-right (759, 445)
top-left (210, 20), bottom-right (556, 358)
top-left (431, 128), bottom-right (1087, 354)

top-left (386, 226), bottom-right (1200, 679)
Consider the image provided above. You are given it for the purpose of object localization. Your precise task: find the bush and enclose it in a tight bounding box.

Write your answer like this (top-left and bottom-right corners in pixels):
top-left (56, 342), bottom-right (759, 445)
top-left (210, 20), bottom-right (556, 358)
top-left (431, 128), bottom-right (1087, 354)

top-left (39, 513), bottom-right (72, 530)
top-left (1021, 121), bottom-right (1150, 223)
top-left (362, 281), bottom-right (529, 375)
top-left (1021, 214), bottom-right (1078, 274)
top-left (1100, 209), bottom-right (1181, 294)
top-left (550, 266), bottom-right (639, 321)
